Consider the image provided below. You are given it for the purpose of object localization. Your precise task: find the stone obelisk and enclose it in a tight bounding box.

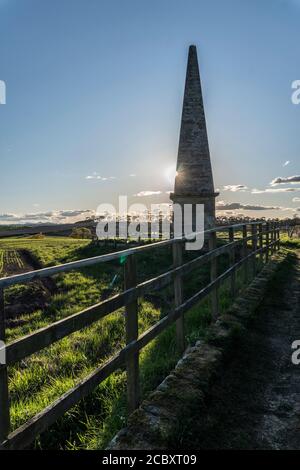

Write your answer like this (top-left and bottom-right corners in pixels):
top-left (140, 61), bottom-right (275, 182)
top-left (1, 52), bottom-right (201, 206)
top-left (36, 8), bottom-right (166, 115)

top-left (170, 45), bottom-right (218, 231)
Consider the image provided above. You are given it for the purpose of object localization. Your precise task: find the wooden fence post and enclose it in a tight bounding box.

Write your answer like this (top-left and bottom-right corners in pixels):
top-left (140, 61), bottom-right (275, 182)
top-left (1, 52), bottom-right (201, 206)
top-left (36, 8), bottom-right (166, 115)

top-left (265, 222), bottom-right (270, 262)
top-left (269, 223), bottom-right (274, 255)
top-left (209, 232), bottom-right (219, 320)
top-left (242, 224), bottom-right (248, 283)
top-left (277, 224), bottom-right (280, 251)
top-left (147, 211), bottom-right (152, 241)
top-left (0, 288), bottom-right (9, 444)
top-left (258, 223), bottom-right (263, 264)
top-left (124, 255), bottom-right (140, 414)
top-left (159, 211), bottom-right (163, 240)
top-left (251, 224), bottom-right (257, 277)
top-left (228, 226), bottom-right (235, 298)
top-left (274, 223), bottom-right (277, 253)
top-left (173, 240), bottom-right (185, 353)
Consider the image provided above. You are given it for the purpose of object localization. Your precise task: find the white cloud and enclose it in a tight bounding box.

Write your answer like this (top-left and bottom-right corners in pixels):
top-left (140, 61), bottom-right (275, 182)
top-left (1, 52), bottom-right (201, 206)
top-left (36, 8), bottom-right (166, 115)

top-left (85, 172), bottom-right (116, 181)
top-left (0, 209), bottom-right (95, 225)
top-left (292, 197), bottom-right (300, 202)
top-left (252, 187), bottom-right (300, 194)
top-left (223, 184), bottom-right (248, 192)
top-left (216, 201), bottom-right (281, 211)
top-left (283, 160), bottom-right (290, 167)
top-left (216, 201), bottom-right (298, 214)
top-left (0, 213), bottom-right (19, 221)
top-left (134, 190), bottom-right (162, 197)
top-left (270, 175), bottom-right (300, 185)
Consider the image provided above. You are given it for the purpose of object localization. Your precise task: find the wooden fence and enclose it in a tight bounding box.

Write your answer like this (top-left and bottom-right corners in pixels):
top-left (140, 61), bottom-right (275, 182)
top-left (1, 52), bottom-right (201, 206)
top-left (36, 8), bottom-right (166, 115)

top-left (0, 221), bottom-right (280, 450)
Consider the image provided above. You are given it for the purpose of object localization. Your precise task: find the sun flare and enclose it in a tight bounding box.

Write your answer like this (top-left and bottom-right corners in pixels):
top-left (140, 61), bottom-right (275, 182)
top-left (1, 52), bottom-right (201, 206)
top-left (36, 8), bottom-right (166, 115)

top-left (165, 164), bottom-right (178, 183)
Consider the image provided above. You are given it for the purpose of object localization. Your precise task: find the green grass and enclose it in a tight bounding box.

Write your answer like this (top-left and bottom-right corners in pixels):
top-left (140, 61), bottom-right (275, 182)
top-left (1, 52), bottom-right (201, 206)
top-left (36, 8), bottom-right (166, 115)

top-left (0, 249), bottom-right (4, 275)
top-left (4, 249), bottom-right (24, 269)
top-left (280, 235), bottom-right (300, 250)
top-left (0, 236), bottom-right (90, 267)
top-left (1, 234), bottom-right (297, 449)
top-left (0, 236), bottom-right (176, 448)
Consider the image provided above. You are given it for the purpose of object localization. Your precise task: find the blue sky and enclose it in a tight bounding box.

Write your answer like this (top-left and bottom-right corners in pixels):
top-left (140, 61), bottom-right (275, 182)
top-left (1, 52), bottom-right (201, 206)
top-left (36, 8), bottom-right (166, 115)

top-left (0, 0), bottom-right (299, 223)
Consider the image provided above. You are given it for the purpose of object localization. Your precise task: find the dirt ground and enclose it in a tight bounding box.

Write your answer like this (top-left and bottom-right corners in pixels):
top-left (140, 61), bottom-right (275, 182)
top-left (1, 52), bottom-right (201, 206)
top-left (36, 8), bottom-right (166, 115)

top-left (180, 250), bottom-right (300, 450)
top-left (3, 249), bottom-right (56, 322)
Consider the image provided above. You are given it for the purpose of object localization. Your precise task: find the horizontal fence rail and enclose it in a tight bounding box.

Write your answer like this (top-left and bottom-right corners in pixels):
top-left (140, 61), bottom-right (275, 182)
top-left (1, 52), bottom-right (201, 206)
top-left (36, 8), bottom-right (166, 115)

top-left (0, 221), bottom-right (280, 449)
top-left (0, 222), bottom-right (272, 289)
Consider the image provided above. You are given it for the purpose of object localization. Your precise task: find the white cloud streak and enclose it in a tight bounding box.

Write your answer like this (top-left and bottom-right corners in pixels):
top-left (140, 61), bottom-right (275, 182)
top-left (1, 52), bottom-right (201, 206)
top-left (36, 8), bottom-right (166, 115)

top-left (223, 184), bottom-right (248, 192)
top-left (252, 187), bottom-right (300, 194)
top-left (216, 201), bottom-right (281, 211)
top-left (134, 190), bottom-right (162, 197)
top-left (0, 210), bottom-right (95, 225)
top-left (85, 172), bottom-right (116, 181)
top-left (270, 175), bottom-right (300, 185)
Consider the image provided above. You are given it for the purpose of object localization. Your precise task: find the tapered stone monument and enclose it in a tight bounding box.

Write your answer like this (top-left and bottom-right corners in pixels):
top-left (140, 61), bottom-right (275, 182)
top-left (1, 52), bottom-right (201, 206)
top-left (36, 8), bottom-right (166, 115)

top-left (170, 45), bottom-right (218, 231)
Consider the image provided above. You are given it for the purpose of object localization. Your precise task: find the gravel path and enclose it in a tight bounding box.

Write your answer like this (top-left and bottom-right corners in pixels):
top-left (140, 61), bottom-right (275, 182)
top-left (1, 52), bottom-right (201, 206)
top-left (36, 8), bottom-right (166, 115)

top-left (183, 250), bottom-right (300, 450)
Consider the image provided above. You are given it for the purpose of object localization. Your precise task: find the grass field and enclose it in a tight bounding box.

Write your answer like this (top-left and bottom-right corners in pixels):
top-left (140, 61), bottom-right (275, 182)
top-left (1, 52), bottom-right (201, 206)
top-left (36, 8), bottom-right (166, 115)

top-left (0, 249), bottom-right (4, 275)
top-left (0, 234), bottom-right (295, 449)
